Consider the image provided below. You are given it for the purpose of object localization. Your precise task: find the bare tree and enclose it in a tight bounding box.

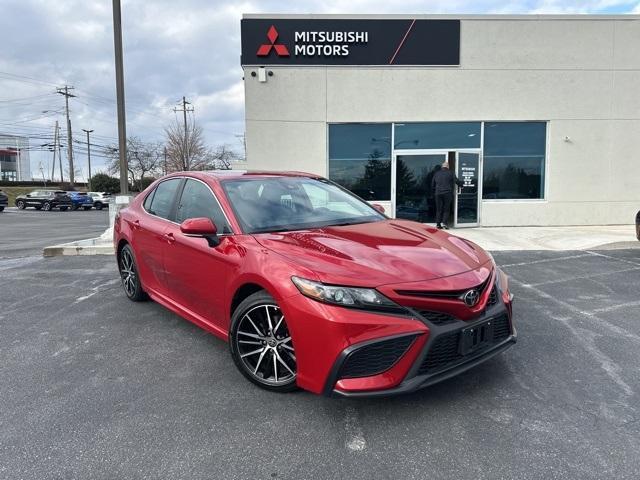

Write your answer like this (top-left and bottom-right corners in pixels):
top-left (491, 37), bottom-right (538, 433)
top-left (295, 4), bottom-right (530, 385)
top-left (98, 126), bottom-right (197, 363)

top-left (164, 119), bottom-right (208, 171)
top-left (107, 137), bottom-right (163, 190)
top-left (206, 144), bottom-right (241, 170)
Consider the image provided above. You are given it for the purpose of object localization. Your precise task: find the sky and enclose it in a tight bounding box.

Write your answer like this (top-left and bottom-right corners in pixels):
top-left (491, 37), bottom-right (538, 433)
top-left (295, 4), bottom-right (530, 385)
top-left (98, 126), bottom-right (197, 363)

top-left (1, 0), bottom-right (639, 181)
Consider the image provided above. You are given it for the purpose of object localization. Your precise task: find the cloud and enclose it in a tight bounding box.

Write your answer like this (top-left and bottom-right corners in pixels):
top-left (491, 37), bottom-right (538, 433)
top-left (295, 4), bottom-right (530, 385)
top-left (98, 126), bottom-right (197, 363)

top-left (0, 0), bottom-right (637, 178)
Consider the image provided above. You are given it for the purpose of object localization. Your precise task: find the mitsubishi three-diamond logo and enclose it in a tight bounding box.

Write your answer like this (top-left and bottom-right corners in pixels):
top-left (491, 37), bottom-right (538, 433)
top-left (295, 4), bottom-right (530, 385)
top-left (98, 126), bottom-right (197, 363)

top-left (256, 25), bottom-right (290, 57)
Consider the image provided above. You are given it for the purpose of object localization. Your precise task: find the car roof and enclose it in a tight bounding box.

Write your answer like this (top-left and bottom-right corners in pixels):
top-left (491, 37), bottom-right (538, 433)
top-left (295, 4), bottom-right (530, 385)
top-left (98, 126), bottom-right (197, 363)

top-left (162, 170), bottom-right (323, 182)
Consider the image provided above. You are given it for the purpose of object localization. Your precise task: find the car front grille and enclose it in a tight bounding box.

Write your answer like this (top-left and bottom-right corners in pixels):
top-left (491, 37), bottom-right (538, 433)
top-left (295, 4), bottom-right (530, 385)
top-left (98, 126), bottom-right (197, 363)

top-left (417, 314), bottom-right (511, 375)
top-left (339, 335), bottom-right (416, 379)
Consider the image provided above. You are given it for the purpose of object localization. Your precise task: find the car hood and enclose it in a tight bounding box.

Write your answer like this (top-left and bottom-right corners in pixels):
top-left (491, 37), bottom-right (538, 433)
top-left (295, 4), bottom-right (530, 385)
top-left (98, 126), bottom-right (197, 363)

top-left (252, 219), bottom-right (492, 287)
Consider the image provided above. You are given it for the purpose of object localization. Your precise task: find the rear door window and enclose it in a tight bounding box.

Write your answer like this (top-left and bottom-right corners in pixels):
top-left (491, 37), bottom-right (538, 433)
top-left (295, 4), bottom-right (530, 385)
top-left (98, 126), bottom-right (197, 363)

top-left (147, 179), bottom-right (181, 220)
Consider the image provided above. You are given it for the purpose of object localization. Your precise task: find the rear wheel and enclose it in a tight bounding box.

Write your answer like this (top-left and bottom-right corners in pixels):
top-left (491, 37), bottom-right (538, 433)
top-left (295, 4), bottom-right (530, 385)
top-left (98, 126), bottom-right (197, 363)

top-left (229, 291), bottom-right (297, 392)
top-left (83, 206), bottom-right (92, 211)
top-left (0, 206), bottom-right (4, 212)
top-left (71, 204), bottom-right (79, 211)
top-left (42, 202), bottom-right (52, 211)
top-left (95, 202), bottom-right (103, 210)
top-left (16, 200), bottom-right (25, 209)
top-left (60, 207), bottom-right (68, 211)
top-left (118, 244), bottom-right (145, 301)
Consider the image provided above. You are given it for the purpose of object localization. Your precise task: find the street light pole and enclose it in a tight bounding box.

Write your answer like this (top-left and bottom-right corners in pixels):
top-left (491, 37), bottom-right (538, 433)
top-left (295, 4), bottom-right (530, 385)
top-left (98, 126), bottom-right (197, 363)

top-left (82, 129), bottom-right (94, 191)
top-left (112, 0), bottom-right (128, 194)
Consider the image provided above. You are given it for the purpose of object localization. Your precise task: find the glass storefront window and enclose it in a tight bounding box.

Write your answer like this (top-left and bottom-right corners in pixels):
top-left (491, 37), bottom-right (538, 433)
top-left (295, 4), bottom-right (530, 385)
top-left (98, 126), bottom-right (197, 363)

top-left (482, 122), bottom-right (546, 200)
top-left (394, 122), bottom-right (481, 149)
top-left (328, 123), bottom-right (391, 201)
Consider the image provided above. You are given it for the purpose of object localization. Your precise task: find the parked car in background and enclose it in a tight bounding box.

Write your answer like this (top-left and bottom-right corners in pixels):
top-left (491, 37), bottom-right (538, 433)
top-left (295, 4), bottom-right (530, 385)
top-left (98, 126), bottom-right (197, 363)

top-left (67, 191), bottom-right (94, 210)
top-left (636, 210), bottom-right (640, 241)
top-left (115, 171), bottom-right (515, 396)
top-left (87, 191), bottom-right (112, 210)
top-left (0, 189), bottom-right (7, 212)
top-left (15, 190), bottom-right (72, 211)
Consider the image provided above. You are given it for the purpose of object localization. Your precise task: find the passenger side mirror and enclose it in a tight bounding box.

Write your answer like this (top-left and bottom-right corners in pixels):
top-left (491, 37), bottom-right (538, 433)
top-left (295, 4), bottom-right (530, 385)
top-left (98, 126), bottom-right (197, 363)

top-left (180, 217), bottom-right (219, 247)
top-left (371, 203), bottom-right (386, 214)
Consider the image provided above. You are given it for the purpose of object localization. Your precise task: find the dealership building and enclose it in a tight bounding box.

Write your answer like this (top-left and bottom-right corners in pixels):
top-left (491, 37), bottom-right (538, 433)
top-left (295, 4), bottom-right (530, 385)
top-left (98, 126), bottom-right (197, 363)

top-left (241, 14), bottom-right (640, 227)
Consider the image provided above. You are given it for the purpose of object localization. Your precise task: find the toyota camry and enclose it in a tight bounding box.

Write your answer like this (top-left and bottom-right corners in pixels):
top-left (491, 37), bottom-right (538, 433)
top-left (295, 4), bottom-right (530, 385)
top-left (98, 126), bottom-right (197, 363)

top-left (114, 171), bottom-right (516, 397)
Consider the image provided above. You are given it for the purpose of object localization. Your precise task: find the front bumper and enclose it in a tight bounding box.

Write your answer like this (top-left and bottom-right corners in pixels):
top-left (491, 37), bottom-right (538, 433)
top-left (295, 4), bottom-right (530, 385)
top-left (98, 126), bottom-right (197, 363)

top-left (281, 284), bottom-right (515, 397)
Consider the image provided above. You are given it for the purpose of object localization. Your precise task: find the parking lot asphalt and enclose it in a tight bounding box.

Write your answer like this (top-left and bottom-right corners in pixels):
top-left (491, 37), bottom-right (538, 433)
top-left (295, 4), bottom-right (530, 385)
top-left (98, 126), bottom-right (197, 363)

top-left (1, 216), bottom-right (639, 479)
top-left (0, 208), bottom-right (109, 258)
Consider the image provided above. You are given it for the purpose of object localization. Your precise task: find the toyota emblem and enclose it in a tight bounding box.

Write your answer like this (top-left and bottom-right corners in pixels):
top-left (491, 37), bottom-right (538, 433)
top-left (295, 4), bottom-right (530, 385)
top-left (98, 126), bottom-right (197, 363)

top-left (462, 289), bottom-right (480, 307)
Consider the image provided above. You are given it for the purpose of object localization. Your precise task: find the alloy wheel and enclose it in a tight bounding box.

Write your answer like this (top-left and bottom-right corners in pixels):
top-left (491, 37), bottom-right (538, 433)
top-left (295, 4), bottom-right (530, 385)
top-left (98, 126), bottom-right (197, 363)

top-left (42, 202), bottom-right (51, 211)
top-left (235, 304), bottom-right (296, 386)
top-left (119, 248), bottom-right (137, 298)
top-left (17, 200), bottom-right (25, 209)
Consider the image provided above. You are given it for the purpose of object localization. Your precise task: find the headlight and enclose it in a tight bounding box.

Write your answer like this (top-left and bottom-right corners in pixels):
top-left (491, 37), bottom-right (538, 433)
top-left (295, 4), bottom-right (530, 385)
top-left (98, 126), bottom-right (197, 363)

top-left (291, 276), bottom-right (402, 312)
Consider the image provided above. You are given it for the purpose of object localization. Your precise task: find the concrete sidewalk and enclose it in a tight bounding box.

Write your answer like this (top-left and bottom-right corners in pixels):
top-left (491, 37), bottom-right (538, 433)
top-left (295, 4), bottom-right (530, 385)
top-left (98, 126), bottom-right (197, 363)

top-left (43, 223), bottom-right (638, 256)
top-left (452, 224), bottom-right (638, 251)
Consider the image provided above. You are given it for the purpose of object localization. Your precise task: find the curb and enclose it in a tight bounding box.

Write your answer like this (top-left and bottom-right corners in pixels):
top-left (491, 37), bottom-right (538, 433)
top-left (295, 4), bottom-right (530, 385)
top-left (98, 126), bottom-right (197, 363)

top-left (43, 243), bottom-right (115, 257)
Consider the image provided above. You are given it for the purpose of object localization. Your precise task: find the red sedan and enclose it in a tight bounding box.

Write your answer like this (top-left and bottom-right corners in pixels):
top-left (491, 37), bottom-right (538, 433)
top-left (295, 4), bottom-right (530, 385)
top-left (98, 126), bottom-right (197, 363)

top-left (114, 171), bottom-right (516, 397)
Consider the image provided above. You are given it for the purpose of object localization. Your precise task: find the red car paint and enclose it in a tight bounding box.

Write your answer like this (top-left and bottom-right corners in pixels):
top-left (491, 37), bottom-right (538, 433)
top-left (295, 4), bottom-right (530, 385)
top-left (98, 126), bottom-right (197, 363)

top-left (114, 171), bottom-right (515, 396)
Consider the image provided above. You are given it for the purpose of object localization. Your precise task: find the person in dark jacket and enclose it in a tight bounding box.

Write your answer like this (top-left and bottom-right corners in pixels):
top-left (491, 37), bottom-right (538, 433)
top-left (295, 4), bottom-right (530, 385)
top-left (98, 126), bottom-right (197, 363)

top-left (431, 161), bottom-right (464, 229)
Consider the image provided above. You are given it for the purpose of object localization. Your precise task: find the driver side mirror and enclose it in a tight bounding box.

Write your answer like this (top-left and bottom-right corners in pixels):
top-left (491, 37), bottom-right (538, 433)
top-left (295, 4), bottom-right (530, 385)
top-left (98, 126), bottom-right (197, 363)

top-left (180, 217), bottom-right (219, 247)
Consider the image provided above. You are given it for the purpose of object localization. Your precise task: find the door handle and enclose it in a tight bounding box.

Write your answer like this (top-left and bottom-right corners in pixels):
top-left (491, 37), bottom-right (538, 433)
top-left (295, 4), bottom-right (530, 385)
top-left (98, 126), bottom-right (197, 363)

top-left (164, 232), bottom-right (175, 244)
top-left (132, 219), bottom-right (140, 230)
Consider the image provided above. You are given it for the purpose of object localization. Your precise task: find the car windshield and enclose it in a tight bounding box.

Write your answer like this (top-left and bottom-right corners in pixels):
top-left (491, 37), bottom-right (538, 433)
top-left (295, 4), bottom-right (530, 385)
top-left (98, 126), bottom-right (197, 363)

top-left (222, 176), bottom-right (385, 234)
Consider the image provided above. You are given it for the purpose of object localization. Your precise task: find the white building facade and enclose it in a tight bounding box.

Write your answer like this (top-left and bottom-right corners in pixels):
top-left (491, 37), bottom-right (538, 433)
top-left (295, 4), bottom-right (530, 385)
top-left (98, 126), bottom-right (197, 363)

top-left (0, 134), bottom-right (31, 181)
top-left (242, 14), bottom-right (640, 227)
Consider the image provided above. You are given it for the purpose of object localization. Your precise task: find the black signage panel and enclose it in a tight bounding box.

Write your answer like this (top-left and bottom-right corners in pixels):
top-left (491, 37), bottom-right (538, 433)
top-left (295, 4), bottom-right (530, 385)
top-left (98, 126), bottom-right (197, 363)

top-left (241, 19), bottom-right (460, 66)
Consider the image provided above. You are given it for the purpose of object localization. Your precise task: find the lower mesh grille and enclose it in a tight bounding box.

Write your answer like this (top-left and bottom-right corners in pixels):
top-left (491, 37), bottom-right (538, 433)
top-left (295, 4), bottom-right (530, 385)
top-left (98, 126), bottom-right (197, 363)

top-left (418, 311), bottom-right (458, 326)
top-left (339, 335), bottom-right (416, 379)
top-left (418, 314), bottom-right (511, 375)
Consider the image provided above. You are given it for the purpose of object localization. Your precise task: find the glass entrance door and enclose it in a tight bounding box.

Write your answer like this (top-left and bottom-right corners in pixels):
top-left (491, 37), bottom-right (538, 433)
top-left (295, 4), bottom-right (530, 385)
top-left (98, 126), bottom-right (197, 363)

top-left (454, 152), bottom-right (480, 227)
top-left (394, 154), bottom-right (447, 223)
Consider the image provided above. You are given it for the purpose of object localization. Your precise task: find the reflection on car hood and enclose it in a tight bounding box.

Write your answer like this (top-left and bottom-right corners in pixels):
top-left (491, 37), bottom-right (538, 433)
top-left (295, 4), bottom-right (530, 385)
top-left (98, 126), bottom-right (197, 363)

top-left (252, 219), bottom-right (492, 287)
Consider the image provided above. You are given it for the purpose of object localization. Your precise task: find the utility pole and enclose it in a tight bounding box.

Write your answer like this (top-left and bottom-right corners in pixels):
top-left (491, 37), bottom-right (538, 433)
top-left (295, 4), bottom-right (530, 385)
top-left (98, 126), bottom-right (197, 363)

top-left (112, 0), bottom-right (128, 194)
top-left (51, 120), bottom-right (58, 181)
top-left (173, 97), bottom-right (193, 170)
top-left (57, 123), bottom-right (64, 183)
top-left (82, 129), bottom-right (94, 191)
top-left (57, 85), bottom-right (76, 185)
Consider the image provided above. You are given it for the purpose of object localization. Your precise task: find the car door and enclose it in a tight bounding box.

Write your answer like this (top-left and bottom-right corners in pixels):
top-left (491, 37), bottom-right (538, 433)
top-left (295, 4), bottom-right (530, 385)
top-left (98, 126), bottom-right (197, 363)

top-left (26, 191), bottom-right (41, 207)
top-left (132, 178), bottom-right (183, 296)
top-left (163, 178), bottom-right (238, 331)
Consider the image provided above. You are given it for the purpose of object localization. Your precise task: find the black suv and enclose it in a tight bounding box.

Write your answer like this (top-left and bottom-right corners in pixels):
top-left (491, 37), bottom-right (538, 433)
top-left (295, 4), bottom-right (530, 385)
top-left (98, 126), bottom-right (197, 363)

top-left (0, 189), bottom-right (7, 212)
top-left (15, 190), bottom-right (72, 211)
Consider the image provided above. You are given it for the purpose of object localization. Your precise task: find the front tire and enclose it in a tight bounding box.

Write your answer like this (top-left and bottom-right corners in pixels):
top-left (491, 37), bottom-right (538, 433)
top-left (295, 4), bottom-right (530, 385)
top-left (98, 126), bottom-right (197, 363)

top-left (60, 206), bottom-right (68, 211)
top-left (71, 204), bottom-right (79, 211)
top-left (95, 202), bottom-right (103, 210)
top-left (229, 291), bottom-right (297, 392)
top-left (42, 202), bottom-right (52, 211)
top-left (16, 200), bottom-right (25, 209)
top-left (118, 244), bottom-right (145, 301)
top-left (0, 206), bottom-right (4, 212)
top-left (83, 206), bottom-right (92, 211)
